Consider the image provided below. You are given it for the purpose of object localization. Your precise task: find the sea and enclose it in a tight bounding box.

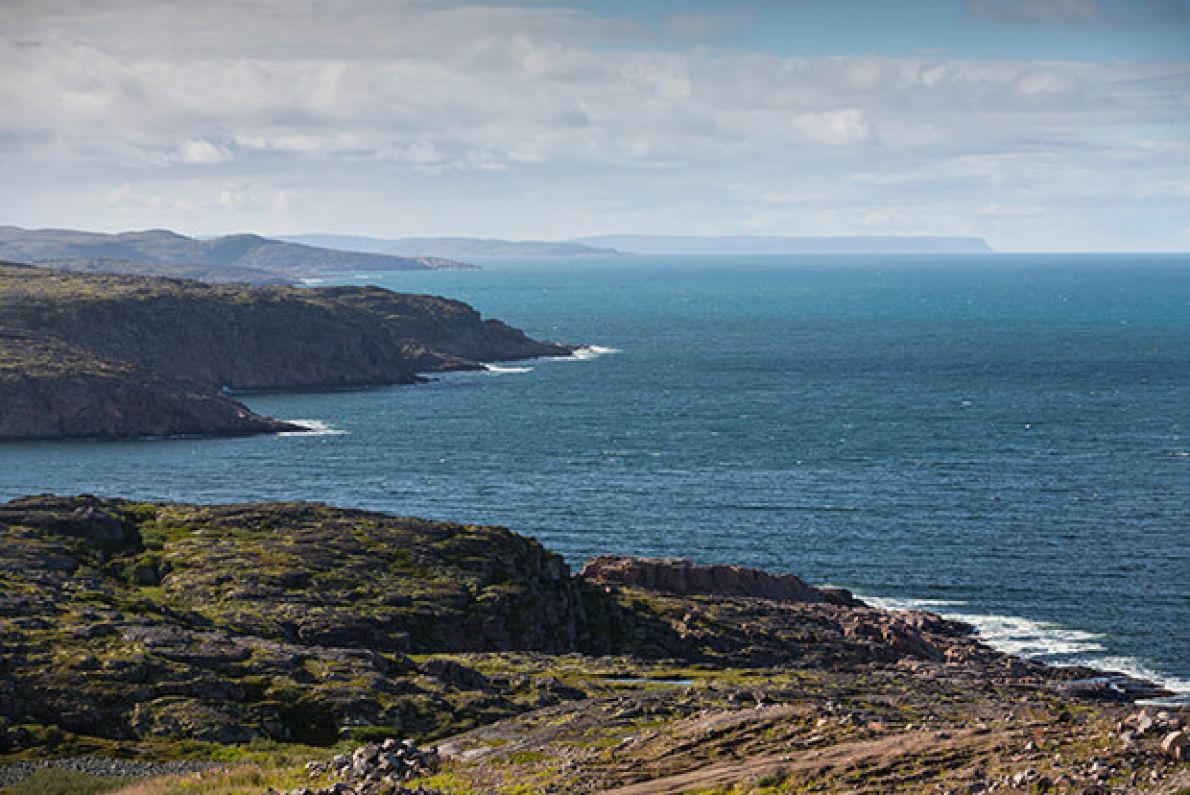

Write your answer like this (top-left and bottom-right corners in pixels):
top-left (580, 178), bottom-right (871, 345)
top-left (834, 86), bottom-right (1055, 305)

top-left (2, 254), bottom-right (1187, 698)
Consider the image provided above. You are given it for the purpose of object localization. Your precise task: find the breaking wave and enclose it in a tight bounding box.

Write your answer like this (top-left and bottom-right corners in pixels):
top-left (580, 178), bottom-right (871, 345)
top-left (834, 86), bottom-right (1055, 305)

top-left (862, 594), bottom-right (1189, 702)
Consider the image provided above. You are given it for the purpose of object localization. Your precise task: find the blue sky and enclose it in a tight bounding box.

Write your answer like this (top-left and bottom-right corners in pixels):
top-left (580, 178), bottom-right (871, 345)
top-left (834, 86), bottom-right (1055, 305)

top-left (1, 0), bottom-right (1188, 250)
top-left (591, 0), bottom-right (1190, 60)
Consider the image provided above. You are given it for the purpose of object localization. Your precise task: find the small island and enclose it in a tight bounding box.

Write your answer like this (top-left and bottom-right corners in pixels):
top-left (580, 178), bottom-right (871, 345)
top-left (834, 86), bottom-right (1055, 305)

top-left (0, 263), bottom-right (572, 441)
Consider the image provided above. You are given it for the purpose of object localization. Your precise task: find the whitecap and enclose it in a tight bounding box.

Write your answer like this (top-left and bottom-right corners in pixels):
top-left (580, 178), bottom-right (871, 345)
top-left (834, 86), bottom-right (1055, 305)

top-left (1090, 657), bottom-right (1190, 705)
top-left (483, 364), bottom-right (534, 375)
top-left (942, 611), bottom-right (1107, 657)
top-left (862, 595), bottom-right (969, 611)
top-left (565, 345), bottom-right (621, 361)
top-left (277, 419), bottom-right (348, 436)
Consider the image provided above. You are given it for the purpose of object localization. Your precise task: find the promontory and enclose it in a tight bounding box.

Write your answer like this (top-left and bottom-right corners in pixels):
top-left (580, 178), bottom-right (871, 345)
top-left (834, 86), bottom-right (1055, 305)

top-left (0, 263), bottom-right (572, 440)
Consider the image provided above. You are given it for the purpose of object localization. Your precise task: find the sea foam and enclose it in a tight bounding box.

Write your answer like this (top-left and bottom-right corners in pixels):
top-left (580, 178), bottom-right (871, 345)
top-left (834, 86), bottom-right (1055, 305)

top-left (862, 594), bottom-right (1189, 703)
top-left (483, 364), bottom-right (535, 375)
top-left (277, 419), bottom-right (348, 437)
top-left (567, 345), bottom-right (621, 361)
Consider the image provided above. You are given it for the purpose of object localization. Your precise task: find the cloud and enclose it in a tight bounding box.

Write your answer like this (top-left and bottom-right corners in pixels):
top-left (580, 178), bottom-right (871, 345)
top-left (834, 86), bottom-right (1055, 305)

top-left (174, 139), bottom-right (233, 164)
top-left (794, 109), bottom-right (875, 146)
top-left (0, 0), bottom-right (1187, 249)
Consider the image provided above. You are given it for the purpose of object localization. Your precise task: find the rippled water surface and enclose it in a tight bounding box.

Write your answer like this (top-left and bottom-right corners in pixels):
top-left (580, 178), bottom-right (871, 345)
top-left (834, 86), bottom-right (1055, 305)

top-left (2, 255), bottom-right (1187, 692)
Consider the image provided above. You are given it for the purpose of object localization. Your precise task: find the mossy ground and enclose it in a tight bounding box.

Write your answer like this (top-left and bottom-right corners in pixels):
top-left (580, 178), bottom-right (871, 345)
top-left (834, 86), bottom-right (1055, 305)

top-left (3, 497), bottom-right (1186, 793)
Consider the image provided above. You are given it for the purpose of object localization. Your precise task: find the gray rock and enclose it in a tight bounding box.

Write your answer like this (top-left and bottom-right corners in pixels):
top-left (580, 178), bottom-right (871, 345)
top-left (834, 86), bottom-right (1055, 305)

top-left (1161, 729), bottom-right (1188, 761)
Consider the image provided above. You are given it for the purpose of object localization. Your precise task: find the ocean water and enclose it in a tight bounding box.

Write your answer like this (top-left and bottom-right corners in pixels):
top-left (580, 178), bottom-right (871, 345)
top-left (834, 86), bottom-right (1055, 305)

top-left (2, 255), bottom-right (1187, 695)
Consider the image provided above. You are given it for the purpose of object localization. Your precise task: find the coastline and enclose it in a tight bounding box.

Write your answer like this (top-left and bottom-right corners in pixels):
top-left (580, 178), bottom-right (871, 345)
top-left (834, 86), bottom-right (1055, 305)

top-left (1, 497), bottom-right (1186, 793)
top-left (861, 593), bottom-right (1190, 707)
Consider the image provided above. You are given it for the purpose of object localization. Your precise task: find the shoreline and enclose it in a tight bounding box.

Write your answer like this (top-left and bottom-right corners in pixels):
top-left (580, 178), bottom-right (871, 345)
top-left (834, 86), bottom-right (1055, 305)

top-left (860, 592), bottom-right (1190, 706)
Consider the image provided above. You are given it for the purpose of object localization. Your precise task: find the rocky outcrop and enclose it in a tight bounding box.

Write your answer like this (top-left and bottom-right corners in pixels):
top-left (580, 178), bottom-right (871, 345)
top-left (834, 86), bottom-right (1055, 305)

top-left (1, 496), bottom-right (1146, 756)
top-left (581, 556), bottom-right (861, 607)
top-left (0, 497), bottom-right (596, 747)
top-left (0, 263), bottom-right (572, 439)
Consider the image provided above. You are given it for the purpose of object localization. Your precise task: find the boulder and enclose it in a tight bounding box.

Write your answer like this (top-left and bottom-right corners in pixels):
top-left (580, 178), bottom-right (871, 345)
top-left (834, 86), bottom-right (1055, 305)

top-left (1161, 730), bottom-right (1188, 761)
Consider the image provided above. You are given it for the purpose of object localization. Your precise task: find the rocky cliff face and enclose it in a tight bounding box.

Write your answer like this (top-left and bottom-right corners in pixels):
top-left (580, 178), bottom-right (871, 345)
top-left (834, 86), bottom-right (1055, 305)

top-left (581, 555), bottom-right (862, 606)
top-left (0, 497), bottom-right (1120, 753)
top-left (0, 264), bottom-right (572, 439)
top-left (0, 331), bottom-right (298, 440)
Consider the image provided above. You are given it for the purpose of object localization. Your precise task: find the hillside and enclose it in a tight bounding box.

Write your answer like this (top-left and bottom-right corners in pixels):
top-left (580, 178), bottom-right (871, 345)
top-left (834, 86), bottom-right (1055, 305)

top-left (0, 227), bottom-right (475, 284)
top-left (0, 264), bottom-right (572, 440)
top-left (0, 496), bottom-right (1183, 794)
top-left (280, 234), bottom-right (624, 259)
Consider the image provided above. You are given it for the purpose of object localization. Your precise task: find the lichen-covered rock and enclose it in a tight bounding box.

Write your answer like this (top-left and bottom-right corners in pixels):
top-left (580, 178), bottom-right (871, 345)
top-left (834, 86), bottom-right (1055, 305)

top-left (0, 497), bottom-right (589, 744)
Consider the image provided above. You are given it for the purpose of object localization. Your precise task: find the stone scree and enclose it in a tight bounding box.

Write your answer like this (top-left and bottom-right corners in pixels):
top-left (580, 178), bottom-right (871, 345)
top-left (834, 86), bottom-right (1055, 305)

top-left (273, 738), bottom-right (442, 795)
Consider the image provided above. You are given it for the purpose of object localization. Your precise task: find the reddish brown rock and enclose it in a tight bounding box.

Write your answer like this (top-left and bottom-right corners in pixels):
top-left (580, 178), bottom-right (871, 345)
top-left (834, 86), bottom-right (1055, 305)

top-left (580, 555), bottom-right (861, 607)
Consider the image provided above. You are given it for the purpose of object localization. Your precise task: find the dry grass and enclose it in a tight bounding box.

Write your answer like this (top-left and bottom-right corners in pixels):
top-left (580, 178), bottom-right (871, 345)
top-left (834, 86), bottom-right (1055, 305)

top-left (106, 764), bottom-right (312, 795)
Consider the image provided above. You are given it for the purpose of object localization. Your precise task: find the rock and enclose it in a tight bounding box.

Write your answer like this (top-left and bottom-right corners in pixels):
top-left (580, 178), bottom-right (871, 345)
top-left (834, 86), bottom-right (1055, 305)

top-left (418, 658), bottom-right (491, 691)
top-left (313, 739), bottom-right (440, 792)
top-left (1161, 730), bottom-right (1188, 761)
top-left (1130, 708), bottom-right (1156, 735)
top-left (579, 555), bottom-right (860, 606)
top-left (1010, 768), bottom-right (1041, 788)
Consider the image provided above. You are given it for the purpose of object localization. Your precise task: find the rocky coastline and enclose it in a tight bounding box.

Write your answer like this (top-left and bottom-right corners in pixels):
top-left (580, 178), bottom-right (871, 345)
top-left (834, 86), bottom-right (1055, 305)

top-left (0, 264), bottom-right (572, 441)
top-left (0, 496), bottom-right (1185, 793)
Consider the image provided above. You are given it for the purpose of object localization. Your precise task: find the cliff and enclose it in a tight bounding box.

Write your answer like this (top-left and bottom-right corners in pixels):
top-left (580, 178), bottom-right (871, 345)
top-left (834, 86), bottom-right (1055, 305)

top-left (0, 264), bottom-right (572, 440)
top-left (0, 331), bottom-right (297, 440)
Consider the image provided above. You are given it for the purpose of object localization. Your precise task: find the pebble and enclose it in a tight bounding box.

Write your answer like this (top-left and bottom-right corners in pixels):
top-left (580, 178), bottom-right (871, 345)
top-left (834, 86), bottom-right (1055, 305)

top-left (0, 756), bottom-right (218, 788)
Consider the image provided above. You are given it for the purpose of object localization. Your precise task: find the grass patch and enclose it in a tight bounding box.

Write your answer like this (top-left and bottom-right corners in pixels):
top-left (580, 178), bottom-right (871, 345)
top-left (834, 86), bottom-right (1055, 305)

top-left (0, 769), bottom-right (131, 795)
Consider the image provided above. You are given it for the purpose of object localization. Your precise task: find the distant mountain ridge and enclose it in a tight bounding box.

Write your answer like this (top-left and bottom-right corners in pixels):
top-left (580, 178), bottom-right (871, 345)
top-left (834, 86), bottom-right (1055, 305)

top-left (282, 232), bottom-right (994, 258)
top-left (570, 235), bottom-right (994, 255)
top-left (0, 226), bottom-right (476, 284)
top-left (279, 234), bottom-right (623, 259)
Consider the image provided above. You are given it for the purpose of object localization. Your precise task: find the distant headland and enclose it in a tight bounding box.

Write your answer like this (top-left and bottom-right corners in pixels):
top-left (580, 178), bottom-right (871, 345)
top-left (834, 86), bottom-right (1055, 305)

top-left (0, 263), bottom-right (572, 441)
top-left (571, 234), bottom-right (995, 255)
top-left (0, 226), bottom-right (477, 285)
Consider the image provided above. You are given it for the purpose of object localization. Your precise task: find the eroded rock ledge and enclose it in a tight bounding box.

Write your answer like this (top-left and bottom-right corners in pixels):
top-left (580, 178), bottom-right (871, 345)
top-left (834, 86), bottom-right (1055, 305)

top-left (581, 555), bottom-right (862, 606)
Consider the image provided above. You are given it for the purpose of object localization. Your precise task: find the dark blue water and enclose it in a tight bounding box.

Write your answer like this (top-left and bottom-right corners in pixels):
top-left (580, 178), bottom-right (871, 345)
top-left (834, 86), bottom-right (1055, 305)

top-left (2, 255), bottom-right (1187, 693)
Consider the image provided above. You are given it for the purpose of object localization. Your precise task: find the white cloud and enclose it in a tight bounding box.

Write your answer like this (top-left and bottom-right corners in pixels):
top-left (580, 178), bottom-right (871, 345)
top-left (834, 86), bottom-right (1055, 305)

top-left (174, 139), bottom-right (233, 164)
top-left (794, 109), bottom-right (875, 146)
top-left (0, 0), bottom-right (1187, 249)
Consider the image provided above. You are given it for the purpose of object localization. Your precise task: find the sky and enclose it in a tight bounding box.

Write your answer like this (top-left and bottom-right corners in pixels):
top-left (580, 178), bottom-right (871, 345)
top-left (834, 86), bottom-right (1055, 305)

top-left (1, 0), bottom-right (1188, 251)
